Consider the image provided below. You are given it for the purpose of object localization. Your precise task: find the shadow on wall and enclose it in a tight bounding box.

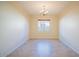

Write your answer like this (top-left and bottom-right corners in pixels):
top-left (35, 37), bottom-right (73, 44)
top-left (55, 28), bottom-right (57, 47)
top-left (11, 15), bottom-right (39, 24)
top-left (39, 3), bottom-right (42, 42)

top-left (0, 2), bottom-right (29, 57)
top-left (59, 8), bottom-right (79, 54)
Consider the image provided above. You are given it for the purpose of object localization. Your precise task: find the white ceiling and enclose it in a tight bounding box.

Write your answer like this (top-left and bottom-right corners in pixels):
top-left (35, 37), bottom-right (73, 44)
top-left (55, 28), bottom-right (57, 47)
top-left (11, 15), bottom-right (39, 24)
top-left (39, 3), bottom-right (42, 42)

top-left (18, 1), bottom-right (69, 16)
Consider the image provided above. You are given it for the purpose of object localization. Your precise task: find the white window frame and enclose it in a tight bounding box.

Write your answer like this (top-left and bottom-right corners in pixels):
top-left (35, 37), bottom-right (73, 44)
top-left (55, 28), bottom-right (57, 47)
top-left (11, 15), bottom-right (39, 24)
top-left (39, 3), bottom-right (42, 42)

top-left (37, 19), bottom-right (50, 32)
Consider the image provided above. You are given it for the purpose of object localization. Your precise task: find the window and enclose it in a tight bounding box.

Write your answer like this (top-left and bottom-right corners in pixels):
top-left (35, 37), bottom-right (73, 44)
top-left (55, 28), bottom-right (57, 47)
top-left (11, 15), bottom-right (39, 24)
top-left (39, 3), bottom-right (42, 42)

top-left (38, 19), bottom-right (50, 32)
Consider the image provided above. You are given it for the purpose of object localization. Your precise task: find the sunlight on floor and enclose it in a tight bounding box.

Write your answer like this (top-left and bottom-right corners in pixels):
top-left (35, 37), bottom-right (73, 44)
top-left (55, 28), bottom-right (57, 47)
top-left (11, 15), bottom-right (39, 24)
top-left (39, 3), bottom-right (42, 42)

top-left (36, 41), bottom-right (53, 56)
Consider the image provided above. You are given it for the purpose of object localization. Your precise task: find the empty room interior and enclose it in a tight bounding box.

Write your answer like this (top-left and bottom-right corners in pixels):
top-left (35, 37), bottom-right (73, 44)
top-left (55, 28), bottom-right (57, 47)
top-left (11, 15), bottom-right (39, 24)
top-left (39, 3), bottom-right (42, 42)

top-left (0, 1), bottom-right (79, 57)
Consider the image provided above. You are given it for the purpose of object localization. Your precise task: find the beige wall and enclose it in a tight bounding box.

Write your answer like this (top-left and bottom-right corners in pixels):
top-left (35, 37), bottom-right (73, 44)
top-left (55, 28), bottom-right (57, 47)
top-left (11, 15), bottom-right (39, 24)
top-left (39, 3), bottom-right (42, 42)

top-left (29, 15), bottom-right (59, 39)
top-left (11, 2), bottom-right (64, 40)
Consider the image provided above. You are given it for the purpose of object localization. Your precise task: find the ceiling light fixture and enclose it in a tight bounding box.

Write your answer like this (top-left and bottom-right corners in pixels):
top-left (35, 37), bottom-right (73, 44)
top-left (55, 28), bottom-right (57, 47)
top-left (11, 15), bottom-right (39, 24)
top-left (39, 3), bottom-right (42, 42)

top-left (40, 5), bottom-right (48, 16)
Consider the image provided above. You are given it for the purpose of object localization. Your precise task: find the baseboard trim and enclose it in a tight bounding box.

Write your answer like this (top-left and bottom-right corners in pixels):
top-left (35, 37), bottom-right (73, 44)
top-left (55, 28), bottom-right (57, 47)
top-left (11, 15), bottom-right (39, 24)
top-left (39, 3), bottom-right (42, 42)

top-left (0, 38), bottom-right (27, 57)
top-left (60, 37), bottom-right (79, 54)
